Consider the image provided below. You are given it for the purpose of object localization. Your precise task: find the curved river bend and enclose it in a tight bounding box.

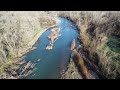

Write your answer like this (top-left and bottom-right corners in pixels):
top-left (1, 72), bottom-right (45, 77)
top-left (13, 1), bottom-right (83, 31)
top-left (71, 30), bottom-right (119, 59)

top-left (24, 17), bottom-right (79, 79)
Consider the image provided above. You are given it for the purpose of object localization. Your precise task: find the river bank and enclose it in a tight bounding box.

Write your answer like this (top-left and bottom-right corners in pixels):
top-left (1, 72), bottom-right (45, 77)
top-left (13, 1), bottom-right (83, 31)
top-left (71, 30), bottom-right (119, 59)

top-left (0, 58), bottom-right (36, 79)
top-left (60, 58), bottom-right (83, 79)
top-left (0, 15), bottom-right (59, 79)
top-left (60, 42), bottom-right (101, 79)
top-left (58, 18), bottom-right (103, 79)
top-left (18, 17), bottom-right (60, 57)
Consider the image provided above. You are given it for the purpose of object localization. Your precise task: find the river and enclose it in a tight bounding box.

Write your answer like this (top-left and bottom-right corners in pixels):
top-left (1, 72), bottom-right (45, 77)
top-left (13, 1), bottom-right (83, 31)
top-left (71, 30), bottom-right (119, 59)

top-left (23, 17), bottom-right (79, 79)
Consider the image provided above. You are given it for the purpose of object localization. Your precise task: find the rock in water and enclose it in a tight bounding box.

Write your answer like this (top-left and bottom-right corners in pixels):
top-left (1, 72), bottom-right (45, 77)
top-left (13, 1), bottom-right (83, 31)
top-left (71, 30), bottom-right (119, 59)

top-left (37, 59), bottom-right (41, 62)
top-left (46, 44), bottom-right (53, 50)
top-left (46, 27), bottom-right (61, 50)
top-left (70, 39), bottom-right (76, 51)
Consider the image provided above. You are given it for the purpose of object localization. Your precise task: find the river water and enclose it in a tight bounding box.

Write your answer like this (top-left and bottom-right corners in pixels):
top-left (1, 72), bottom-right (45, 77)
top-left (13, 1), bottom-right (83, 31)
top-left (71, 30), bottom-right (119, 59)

top-left (23, 17), bottom-right (79, 79)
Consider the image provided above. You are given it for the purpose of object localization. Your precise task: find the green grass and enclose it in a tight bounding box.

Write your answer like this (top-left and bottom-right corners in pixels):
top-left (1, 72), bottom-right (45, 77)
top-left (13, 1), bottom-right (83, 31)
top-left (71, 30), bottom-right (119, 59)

top-left (100, 35), bottom-right (120, 78)
top-left (106, 36), bottom-right (120, 61)
top-left (112, 55), bottom-right (120, 62)
top-left (106, 36), bottom-right (120, 53)
top-left (101, 35), bottom-right (120, 58)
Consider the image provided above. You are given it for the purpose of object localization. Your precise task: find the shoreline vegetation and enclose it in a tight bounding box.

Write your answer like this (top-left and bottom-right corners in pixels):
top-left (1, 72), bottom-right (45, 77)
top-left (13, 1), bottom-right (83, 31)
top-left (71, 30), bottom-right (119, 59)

top-left (18, 18), bottom-right (60, 57)
top-left (0, 12), bottom-right (59, 79)
top-left (0, 11), bottom-right (120, 79)
top-left (60, 39), bottom-right (100, 79)
top-left (55, 11), bottom-right (120, 79)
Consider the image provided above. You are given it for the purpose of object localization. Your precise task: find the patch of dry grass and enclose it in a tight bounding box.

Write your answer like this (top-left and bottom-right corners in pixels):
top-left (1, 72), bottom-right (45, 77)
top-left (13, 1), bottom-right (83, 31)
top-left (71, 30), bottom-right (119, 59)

top-left (0, 11), bottom-right (58, 77)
